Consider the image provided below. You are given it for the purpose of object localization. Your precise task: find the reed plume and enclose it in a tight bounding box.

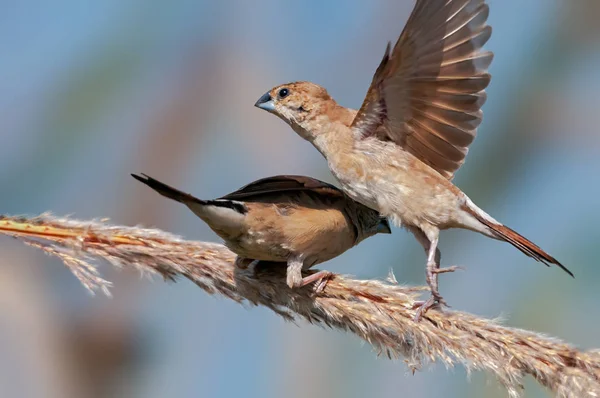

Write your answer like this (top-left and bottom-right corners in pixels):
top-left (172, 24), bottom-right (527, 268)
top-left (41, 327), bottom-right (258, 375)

top-left (0, 213), bottom-right (598, 397)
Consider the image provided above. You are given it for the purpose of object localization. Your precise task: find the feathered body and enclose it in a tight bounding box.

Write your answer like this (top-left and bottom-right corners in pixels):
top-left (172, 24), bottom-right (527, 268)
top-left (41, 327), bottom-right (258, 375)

top-left (132, 174), bottom-right (390, 288)
top-left (317, 128), bottom-right (461, 230)
top-left (215, 187), bottom-right (384, 267)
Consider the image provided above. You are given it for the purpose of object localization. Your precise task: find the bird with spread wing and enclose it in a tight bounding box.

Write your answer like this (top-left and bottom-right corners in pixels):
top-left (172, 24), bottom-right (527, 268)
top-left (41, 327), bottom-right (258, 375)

top-left (254, 0), bottom-right (572, 320)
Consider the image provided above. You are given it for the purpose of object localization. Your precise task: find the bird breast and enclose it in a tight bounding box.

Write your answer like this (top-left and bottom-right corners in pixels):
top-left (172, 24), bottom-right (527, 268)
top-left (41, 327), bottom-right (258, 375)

top-left (328, 140), bottom-right (461, 228)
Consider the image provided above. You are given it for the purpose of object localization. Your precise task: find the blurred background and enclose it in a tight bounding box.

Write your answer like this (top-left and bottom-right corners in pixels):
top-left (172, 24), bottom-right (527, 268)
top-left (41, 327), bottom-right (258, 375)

top-left (1, 1), bottom-right (599, 397)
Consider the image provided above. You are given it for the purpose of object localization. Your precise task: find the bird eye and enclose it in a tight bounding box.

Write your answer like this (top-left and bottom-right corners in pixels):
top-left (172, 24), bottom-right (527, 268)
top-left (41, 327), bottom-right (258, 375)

top-left (278, 88), bottom-right (289, 98)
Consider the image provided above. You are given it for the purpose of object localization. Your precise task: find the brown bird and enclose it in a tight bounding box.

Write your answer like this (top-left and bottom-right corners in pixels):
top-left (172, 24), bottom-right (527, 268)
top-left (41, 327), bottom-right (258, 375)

top-left (132, 174), bottom-right (390, 289)
top-left (254, 0), bottom-right (572, 318)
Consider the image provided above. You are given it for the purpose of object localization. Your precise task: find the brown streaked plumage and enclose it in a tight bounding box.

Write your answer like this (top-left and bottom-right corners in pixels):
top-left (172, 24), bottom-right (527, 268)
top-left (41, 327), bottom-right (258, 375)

top-left (254, 0), bottom-right (572, 319)
top-left (132, 174), bottom-right (390, 289)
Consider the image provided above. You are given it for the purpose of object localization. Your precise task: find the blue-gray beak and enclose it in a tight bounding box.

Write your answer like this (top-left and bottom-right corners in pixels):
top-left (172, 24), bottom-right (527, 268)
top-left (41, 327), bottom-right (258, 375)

top-left (377, 218), bottom-right (392, 234)
top-left (254, 92), bottom-right (275, 111)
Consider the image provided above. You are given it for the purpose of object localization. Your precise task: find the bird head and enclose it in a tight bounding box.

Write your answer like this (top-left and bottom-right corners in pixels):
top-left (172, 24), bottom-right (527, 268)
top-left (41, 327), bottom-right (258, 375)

top-left (348, 201), bottom-right (392, 245)
top-left (254, 81), bottom-right (339, 141)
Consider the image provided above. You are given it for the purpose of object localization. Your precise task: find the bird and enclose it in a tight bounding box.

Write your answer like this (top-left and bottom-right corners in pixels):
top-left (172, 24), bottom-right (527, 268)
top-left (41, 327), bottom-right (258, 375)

top-left (253, 0), bottom-right (573, 319)
top-left (132, 173), bottom-right (391, 289)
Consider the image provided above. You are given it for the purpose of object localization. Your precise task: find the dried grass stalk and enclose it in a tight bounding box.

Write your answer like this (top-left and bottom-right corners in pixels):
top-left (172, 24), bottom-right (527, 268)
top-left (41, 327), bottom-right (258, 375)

top-left (0, 214), bottom-right (598, 397)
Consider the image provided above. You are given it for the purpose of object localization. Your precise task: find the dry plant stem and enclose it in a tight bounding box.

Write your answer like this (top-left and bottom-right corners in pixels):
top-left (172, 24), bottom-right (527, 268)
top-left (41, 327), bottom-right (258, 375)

top-left (1, 214), bottom-right (598, 397)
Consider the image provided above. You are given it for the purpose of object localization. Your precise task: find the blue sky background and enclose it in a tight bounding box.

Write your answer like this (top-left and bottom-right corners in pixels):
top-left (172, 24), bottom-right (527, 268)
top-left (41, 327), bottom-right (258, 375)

top-left (1, 1), bottom-right (599, 397)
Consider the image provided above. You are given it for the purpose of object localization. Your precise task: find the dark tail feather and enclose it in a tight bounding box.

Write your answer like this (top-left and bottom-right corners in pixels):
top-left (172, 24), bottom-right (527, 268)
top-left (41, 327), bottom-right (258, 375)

top-left (131, 174), bottom-right (247, 214)
top-left (464, 204), bottom-right (574, 277)
top-left (131, 174), bottom-right (204, 204)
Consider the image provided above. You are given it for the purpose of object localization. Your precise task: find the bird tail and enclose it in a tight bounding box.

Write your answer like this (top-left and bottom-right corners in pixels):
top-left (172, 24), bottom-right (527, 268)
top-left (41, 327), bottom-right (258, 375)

top-left (460, 198), bottom-right (573, 277)
top-left (131, 173), bottom-right (204, 204)
top-left (131, 173), bottom-right (248, 215)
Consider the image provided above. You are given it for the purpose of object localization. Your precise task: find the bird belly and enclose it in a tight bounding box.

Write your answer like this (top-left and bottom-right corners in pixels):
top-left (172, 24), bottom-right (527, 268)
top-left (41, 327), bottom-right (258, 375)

top-left (330, 150), bottom-right (459, 229)
top-left (224, 232), bottom-right (290, 262)
top-left (279, 207), bottom-right (356, 267)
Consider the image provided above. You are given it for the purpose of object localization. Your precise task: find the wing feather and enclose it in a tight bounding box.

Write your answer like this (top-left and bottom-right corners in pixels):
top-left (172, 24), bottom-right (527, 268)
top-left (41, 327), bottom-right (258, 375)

top-left (220, 175), bottom-right (344, 201)
top-left (352, 0), bottom-right (493, 179)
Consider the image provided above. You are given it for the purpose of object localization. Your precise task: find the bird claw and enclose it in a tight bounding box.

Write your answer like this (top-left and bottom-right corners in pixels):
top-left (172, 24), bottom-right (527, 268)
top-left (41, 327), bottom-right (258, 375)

top-left (300, 270), bottom-right (334, 293)
top-left (235, 257), bottom-right (259, 270)
top-left (314, 273), bottom-right (334, 293)
top-left (412, 293), bottom-right (449, 322)
top-left (432, 265), bottom-right (464, 274)
top-left (234, 257), bottom-right (250, 269)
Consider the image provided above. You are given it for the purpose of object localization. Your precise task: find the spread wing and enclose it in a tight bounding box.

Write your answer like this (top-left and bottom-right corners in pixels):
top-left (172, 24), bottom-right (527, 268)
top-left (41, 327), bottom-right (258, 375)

top-left (351, 0), bottom-right (493, 179)
top-left (220, 175), bottom-right (344, 201)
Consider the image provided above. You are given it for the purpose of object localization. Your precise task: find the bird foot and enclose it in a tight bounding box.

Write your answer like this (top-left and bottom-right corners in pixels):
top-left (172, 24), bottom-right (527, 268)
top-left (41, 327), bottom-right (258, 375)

top-left (412, 293), bottom-right (448, 322)
top-left (300, 270), bottom-right (334, 293)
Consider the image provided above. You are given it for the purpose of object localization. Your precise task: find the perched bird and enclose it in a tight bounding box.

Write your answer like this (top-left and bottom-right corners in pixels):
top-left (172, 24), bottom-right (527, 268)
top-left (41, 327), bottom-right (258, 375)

top-left (132, 174), bottom-right (390, 289)
top-left (254, 0), bottom-right (573, 318)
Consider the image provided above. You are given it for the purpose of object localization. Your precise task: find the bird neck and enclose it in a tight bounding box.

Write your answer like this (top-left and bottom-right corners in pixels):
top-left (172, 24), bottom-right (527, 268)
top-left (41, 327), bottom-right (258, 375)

top-left (304, 103), bottom-right (356, 159)
top-left (311, 125), bottom-right (354, 160)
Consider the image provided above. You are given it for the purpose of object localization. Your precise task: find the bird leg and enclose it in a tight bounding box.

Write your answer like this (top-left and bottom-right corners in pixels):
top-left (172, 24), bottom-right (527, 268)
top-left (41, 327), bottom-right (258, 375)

top-left (408, 228), bottom-right (459, 321)
top-left (286, 257), bottom-right (333, 291)
top-left (286, 257), bottom-right (305, 288)
top-left (413, 249), bottom-right (445, 320)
